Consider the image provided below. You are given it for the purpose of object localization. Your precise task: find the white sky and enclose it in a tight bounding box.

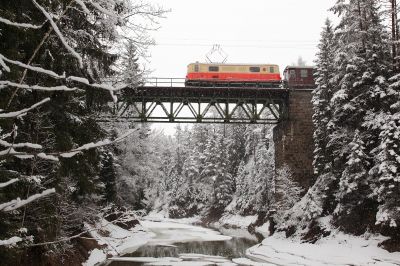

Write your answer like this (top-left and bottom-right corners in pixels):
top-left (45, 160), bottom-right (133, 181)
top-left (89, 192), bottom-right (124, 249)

top-left (146, 0), bottom-right (335, 77)
top-left (144, 0), bottom-right (335, 134)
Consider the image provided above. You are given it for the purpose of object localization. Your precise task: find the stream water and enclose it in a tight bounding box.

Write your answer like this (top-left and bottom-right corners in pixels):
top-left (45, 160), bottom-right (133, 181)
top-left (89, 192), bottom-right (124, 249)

top-left (108, 223), bottom-right (262, 266)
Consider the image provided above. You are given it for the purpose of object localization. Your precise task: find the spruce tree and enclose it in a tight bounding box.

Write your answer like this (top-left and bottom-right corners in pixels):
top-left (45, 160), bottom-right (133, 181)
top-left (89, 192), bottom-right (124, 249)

top-left (0, 0), bottom-right (164, 262)
top-left (312, 18), bottom-right (336, 176)
top-left (328, 0), bottom-right (392, 231)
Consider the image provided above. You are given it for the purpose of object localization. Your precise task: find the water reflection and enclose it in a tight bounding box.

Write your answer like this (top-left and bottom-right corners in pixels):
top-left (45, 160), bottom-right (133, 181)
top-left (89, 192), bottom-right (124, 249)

top-left (109, 229), bottom-right (260, 266)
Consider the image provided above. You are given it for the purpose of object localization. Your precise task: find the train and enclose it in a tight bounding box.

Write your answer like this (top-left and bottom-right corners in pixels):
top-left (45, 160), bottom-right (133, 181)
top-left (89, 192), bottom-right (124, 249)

top-left (185, 63), bottom-right (316, 89)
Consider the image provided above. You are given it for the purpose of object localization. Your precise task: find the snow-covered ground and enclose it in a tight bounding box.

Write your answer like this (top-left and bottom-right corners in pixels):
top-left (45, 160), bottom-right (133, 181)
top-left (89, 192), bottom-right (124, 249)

top-left (246, 232), bottom-right (400, 266)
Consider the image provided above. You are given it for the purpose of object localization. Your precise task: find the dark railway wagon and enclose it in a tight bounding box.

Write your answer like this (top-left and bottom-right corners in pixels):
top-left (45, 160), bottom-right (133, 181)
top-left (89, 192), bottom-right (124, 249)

top-left (283, 66), bottom-right (316, 89)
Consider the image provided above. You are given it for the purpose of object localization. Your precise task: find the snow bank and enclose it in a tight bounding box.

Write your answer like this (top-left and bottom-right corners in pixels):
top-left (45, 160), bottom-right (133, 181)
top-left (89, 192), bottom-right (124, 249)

top-left (216, 214), bottom-right (258, 229)
top-left (140, 220), bottom-right (232, 244)
top-left (246, 232), bottom-right (400, 266)
top-left (89, 219), bottom-right (155, 255)
top-left (82, 219), bottom-right (155, 265)
top-left (144, 211), bottom-right (202, 225)
top-left (254, 221), bottom-right (270, 238)
top-left (218, 227), bottom-right (259, 242)
top-left (109, 257), bottom-right (182, 263)
top-left (82, 249), bottom-right (106, 266)
top-left (232, 258), bottom-right (272, 266)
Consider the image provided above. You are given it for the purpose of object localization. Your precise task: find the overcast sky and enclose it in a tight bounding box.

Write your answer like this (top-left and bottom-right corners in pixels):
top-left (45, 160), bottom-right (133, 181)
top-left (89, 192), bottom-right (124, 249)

top-left (146, 0), bottom-right (335, 77)
top-left (145, 0), bottom-right (335, 134)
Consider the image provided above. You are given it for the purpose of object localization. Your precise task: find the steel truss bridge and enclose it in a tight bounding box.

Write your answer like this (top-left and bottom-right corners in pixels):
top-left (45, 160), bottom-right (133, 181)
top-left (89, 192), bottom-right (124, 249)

top-left (108, 78), bottom-right (290, 124)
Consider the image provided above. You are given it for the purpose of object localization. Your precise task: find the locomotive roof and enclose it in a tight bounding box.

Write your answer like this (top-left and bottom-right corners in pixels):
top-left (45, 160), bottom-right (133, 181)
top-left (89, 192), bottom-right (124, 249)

top-left (284, 66), bottom-right (315, 70)
top-left (189, 62), bottom-right (279, 66)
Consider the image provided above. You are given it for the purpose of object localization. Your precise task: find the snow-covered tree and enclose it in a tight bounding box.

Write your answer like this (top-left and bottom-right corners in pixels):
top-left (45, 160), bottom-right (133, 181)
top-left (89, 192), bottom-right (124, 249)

top-left (0, 0), bottom-right (165, 262)
top-left (312, 18), bottom-right (337, 176)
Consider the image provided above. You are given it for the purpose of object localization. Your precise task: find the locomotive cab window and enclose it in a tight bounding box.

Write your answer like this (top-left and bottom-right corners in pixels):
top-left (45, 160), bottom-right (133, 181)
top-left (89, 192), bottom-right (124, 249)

top-left (249, 67), bottom-right (260, 72)
top-left (301, 69), bottom-right (308, 78)
top-left (269, 66), bottom-right (275, 73)
top-left (209, 66), bottom-right (219, 72)
top-left (194, 64), bottom-right (199, 72)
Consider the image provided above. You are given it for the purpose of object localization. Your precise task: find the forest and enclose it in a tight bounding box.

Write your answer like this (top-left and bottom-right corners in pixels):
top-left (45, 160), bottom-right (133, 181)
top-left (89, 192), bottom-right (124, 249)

top-left (0, 0), bottom-right (399, 265)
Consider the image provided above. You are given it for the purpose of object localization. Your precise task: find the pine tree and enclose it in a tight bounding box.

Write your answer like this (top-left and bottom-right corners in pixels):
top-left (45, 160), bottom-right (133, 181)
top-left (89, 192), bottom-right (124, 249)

top-left (312, 18), bottom-right (337, 176)
top-left (212, 132), bottom-right (234, 212)
top-left (370, 74), bottom-right (400, 230)
top-left (1, 1), bottom-right (165, 260)
top-left (100, 150), bottom-right (117, 203)
top-left (328, 0), bottom-right (391, 229)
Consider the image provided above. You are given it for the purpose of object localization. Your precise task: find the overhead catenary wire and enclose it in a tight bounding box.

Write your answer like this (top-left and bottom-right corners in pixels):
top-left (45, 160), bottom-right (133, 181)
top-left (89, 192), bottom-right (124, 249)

top-left (155, 43), bottom-right (317, 49)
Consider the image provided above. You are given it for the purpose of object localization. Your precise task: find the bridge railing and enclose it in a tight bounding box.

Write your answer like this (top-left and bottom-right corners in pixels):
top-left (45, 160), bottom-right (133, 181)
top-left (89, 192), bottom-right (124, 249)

top-left (145, 77), bottom-right (186, 87)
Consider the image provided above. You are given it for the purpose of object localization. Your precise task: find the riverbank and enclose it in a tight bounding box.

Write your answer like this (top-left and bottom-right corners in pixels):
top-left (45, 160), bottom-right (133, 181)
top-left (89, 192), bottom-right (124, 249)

top-left (82, 219), bottom-right (155, 266)
top-left (82, 215), bottom-right (238, 266)
top-left (141, 213), bottom-right (400, 266)
top-left (82, 213), bottom-right (400, 266)
top-left (246, 232), bottom-right (400, 266)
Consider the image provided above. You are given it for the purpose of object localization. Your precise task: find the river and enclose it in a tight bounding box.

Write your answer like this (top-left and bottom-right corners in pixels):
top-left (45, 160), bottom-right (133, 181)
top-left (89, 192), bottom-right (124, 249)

top-left (107, 220), bottom-right (263, 266)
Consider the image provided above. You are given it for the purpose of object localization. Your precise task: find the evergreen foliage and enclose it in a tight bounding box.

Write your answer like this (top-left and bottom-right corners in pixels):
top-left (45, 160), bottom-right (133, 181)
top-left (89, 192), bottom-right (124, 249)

top-left (288, 0), bottom-right (400, 239)
top-left (0, 0), bottom-right (164, 263)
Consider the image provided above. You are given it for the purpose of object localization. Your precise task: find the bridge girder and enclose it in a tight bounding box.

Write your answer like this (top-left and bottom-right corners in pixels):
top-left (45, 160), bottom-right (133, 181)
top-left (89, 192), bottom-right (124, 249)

top-left (105, 86), bottom-right (289, 124)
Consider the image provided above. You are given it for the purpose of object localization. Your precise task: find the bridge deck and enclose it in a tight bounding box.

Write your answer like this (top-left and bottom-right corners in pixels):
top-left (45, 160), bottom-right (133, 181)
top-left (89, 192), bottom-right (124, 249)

top-left (124, 86), bottom-right (289, 103)
top-left (107, 85), bottom-right (290, 124)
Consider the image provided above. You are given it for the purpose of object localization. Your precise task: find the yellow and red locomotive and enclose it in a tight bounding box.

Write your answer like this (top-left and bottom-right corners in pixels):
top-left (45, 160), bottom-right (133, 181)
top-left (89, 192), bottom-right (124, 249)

top-left (185, 63), bottom-right (282, 87)
top-left (185, 62), bottom-right (316, 89)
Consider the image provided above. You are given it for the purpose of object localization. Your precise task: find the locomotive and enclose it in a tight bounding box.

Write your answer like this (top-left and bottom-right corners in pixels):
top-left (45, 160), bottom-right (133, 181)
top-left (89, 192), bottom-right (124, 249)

top-left (185, 63), bottom-right (315, 88)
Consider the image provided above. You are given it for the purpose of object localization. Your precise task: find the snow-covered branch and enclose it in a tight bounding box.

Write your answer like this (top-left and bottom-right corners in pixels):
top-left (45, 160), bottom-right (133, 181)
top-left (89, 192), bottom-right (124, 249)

top-left (0, 188), bottom-right (56, 212)
top-left (0, 81), bottom-right (78, 92)
top-left (31, 0), bottom-right (83, 68)
top-left (87, 0), bottom-right (120, 21)
top-left (0, 178), bottom-right (19, 189)
top-left (0, 236), bottom-right (23, 247)
top-left (0, 139), bottom-right (42, 149)
top-left (0, 16), bottom-right (43, 29)
top-left (0, 128), bottom-right (138, 160)
top-left (0, 98), bottom-right (50, 118)
top-left (74, 0), bottom-right (91, 15)
top-left (0, 54), bottom-right (127, 95)
top-left (0, 54), bottom-right (64, 79)
top-left (66, 76), bottom-right (127, 92)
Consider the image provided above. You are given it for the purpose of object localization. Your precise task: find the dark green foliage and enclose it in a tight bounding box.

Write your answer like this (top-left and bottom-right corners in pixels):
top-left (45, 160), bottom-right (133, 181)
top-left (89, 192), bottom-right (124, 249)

top-left (100, 151), bottom-right (117, 203)
top-left (0, 0), bottom-right (135, 263)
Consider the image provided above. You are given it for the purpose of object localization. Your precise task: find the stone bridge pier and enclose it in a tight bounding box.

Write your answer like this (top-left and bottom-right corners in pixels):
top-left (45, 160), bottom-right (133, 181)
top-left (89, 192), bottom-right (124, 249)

top-left (273, 89), bottom-right (315, 191)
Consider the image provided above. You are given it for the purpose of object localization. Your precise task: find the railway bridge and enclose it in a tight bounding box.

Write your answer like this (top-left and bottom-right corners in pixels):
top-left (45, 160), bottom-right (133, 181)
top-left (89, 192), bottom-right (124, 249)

top-left (110, 78), bottom-right (315, 191)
